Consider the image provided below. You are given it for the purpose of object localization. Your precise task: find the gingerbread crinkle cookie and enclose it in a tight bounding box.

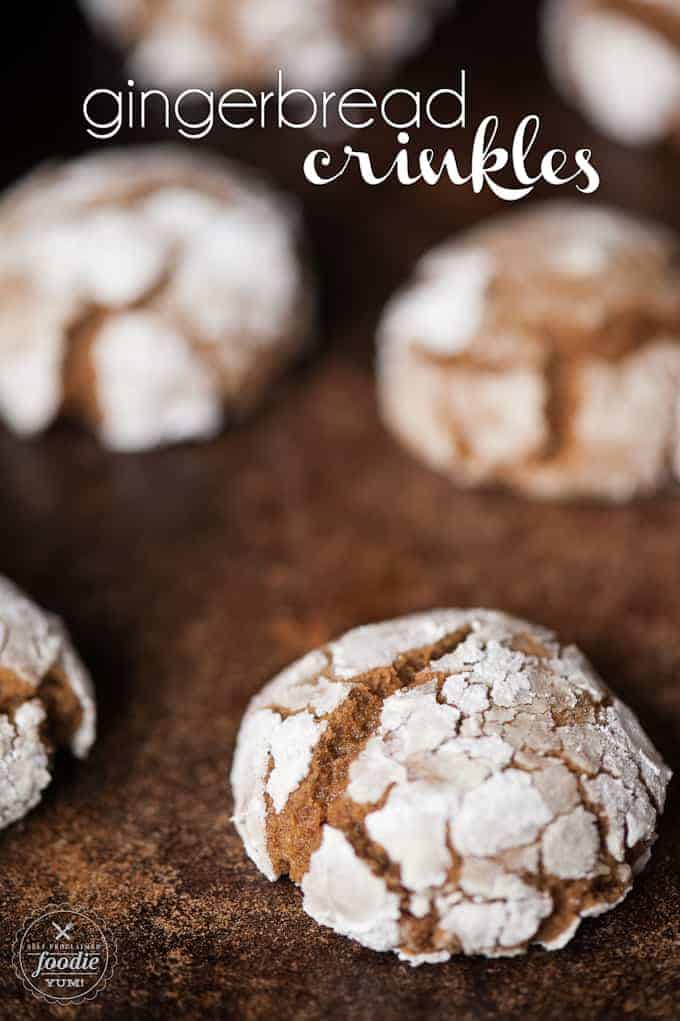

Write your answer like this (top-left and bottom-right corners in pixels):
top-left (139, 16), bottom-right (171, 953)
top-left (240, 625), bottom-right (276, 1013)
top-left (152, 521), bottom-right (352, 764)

top-left (543, 0), bottom-right (680, 146)
top-left (0, 576), bottom-right (95, 831)
top-left (0, 147), bottom-right (311, 451)
top-left (231, 610), bottom-right (671, 962)
top-left (80, 0), bottom-right (454, 94)
top-left (377, 203), bottom-right (680, 501)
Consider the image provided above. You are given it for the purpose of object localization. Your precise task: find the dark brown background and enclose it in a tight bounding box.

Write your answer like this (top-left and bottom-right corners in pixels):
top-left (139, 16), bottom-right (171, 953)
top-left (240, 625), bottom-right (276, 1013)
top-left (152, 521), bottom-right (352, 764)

top-left (0, 1), bottom-right (678, 1017)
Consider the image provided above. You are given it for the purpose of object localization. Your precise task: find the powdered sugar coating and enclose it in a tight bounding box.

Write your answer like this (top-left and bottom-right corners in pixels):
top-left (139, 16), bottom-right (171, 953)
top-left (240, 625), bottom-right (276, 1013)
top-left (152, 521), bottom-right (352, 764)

top-left (543, 0), bottom-right (680, 146)
top-left (0, 702), bottom-right (51, 830)
top-left (377, 202), bottom-right (680, 502)
top-left (92, 313), bottom-right (223, 452)
top-left (0, 147), bottom-right (310, 451)
top-left (231, 609), bottom-right (671, 962)
top-left (302, 826), bottom-right (402, 951)
top-left (379, 250), bottom-right (495, 358)
top-left (80, 0), bottom-right (452, 94)
top-left (0, 576), bottom-right (96, 830)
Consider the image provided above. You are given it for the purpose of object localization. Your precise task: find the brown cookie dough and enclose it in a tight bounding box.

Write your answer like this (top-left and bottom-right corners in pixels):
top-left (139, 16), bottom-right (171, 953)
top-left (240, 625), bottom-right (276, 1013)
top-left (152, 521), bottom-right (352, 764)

top-left (231, 610), bottom-right (671, 963)
top-left (377, 202), bottom-right (680, 502)
top-left (80, 0), bottom-right (453, 94)
top-left (0, 576), bottom-right (96, 831)
top-left (0, 146), bottom-right (312, 451)
top-left (543, 0), bottom-right (680, 146)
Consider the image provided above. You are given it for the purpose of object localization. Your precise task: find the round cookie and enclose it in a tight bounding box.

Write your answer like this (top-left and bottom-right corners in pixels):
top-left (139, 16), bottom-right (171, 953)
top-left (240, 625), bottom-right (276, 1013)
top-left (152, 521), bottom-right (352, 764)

top-left (0, 147), bottom-right (311, 451)
top-left (231, 610), bottom-right (671, 963)
top-left (80, 0), bottom-right (452, 94)
top-left (543, 0), bottom-right (680, 146)
top-left (0, 576), bottom-right (96, 831)
top-left (377, 203), bottom-right (680, 502)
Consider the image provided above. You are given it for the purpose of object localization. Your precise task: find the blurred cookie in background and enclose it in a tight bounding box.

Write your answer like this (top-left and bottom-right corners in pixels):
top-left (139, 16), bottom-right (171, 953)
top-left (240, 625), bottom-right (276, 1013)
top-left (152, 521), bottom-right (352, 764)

top-left (79, 0), bottom-right (453, 94)
top-left (377, 203), bottom-right (680, 502)
top-left (543, 0), bottom-right (680, 146)
top-left (0, 146), bottom-right (312, 452)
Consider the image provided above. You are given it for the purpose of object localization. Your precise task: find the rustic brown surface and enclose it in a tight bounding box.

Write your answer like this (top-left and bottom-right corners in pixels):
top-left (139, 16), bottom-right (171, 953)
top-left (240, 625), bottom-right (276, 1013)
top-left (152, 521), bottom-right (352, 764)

top-left (0, 1), bottom-right (679, 1018)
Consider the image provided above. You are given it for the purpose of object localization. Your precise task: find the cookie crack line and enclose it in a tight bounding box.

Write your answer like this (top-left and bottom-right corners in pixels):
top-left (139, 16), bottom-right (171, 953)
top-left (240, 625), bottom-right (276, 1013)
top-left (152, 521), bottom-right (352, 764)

top-left (231, 609), bottom-right (672, 963)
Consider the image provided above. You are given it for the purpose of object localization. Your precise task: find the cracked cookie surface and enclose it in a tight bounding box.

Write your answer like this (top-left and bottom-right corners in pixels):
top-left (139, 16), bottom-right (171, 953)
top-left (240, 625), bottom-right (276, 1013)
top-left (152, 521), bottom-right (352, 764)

top-left (543, 0), bottom-right (680, 146)
top-left (0, 576), bottom-right (96, 831)
top-left (80, 0), bottom-right (453, 94)
top-left (0, 146), bottom-right (311, 451)
top-left (231, 609), bottom-right (671, 963)
top-left (377, 202), bottom-right (680, 502)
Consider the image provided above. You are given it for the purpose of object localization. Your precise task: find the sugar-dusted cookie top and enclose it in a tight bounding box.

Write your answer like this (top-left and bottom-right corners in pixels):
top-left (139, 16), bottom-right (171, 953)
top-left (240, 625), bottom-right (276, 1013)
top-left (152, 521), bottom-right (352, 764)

top-left (0, 146), bottom-right (311, 451)
top-left (231, 609), bottom-right (671, 963)
top-left (378, 203), bottom-right (680, 501)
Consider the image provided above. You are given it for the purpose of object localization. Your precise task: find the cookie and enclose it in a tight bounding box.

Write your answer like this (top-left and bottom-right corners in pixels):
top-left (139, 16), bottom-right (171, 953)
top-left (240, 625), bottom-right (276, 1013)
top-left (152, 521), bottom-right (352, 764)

top-left (80, 0), bottom-right (451, 93)
top-left (231, 608), bottom-right (665, 959)
top-left (543, 0), bottom-right (680, 146)
top-left (0, 576), bottom-right (96, 831)
top-left (231, 610), bottom-right (671, 963)
top-left (0, 147), bottom-right (311, 451)
top-left (377, 203), bottom-right (680, 502)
